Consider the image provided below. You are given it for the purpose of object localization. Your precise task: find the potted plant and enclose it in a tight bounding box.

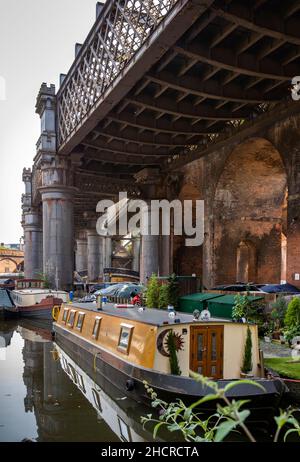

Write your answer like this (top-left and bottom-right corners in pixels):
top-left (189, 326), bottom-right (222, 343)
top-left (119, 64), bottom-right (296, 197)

top-left (240, 326), bottom-right (253, 378)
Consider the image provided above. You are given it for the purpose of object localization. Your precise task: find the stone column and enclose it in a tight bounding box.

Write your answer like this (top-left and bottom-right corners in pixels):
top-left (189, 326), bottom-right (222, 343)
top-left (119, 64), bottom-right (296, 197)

top-left (103, 237), bottom-right (112, 269)
top-left (75, 236), bottom-right (87, 273)
top-left (160, 235), bottom-right (171, 276)
top-left (87, 230), bottom-right (103, 282)
top-left (40, 186), bottom-right (75, 290)
top-left (132, 238), bottom-right (141, 273)
top-left (23, 210), bottom-right (43, 279)
top-left (140, 205), bottom-right (159, 284)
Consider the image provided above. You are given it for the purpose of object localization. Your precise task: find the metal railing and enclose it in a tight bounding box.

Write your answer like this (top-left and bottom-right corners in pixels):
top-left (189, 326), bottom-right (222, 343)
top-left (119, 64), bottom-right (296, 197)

top-left (57, 0), bottom-right (179, 148)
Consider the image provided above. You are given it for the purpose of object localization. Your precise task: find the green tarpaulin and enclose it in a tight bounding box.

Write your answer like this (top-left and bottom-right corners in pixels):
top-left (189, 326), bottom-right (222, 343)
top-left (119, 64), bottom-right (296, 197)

top-left (179, 293), bottom-right (264, 319)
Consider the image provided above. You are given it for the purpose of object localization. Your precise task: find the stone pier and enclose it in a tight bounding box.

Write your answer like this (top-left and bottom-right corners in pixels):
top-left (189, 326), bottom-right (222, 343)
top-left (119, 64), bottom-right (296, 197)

top-left (87, 230), bottom-right (103, 282)
top-left (75, 234), bottom-right (88, 273)
top-left (40, 186), bottom-right (74, 290)
top-left (23, 210), bottom-right (43, 279)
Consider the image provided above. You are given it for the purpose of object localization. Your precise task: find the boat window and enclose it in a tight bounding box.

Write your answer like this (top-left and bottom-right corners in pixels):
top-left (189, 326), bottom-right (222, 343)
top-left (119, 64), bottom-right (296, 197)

top-left (67, 310), bottom-right (76, 327)
top-left (62, 308), bottom-right (69, 323)
top-left (118, 324), bottom-right (134, 354)
top-left (118, 417), bottom-right (131, 442)
top-left (68, 364), bottom-right (78, 384)
top-left (77, 373), bottom-right (86, 394)
top-left (76, 312), bottom-right (85, 331)
top-left (92, 388), bottom-right (102, 412)
top-left (92, 317), bottom-right (102, 339)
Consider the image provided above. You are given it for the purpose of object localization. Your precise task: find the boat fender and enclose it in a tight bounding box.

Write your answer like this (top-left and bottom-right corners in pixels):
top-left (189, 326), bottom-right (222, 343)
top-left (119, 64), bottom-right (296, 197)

top-left (51, 330), bottom-right (56, 341)
top-left (126, 379), bottom-right (135, 392)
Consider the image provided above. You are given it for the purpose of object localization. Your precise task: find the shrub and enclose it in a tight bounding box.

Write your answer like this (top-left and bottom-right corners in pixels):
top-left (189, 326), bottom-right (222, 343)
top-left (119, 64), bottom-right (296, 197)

top-left (167, 274), bottom-right (179, 309)
top-left (158, 284), bottom-right (169, 309)
top-left (284, 297), bottom-right (300, 329)
top-left (145, 274), bottom-right (160, 308)
top-left (232, 294), bottom-right (249, 320)
top-left (241, 327), bottom-right (253, 374)
top-left (271, 297), bottom-right (288, 329)
top-left (166, 331), bottom-right (181, 376)
top-left (284, 324), bottom-right (300, 343)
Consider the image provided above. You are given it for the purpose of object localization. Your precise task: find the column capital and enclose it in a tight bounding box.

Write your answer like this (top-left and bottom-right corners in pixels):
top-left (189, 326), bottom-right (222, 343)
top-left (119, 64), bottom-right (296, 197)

top-left (23, 209), bottom-right (42, 231)
top-left (39, 185), bottom-right (77, 201)
top-left (38, 154), bottom-right (75, 191)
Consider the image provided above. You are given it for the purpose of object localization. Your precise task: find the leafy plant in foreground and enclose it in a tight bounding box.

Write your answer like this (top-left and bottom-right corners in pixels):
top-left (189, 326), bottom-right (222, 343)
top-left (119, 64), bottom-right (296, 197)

top-left (141, 374), bottom-right (300, 442)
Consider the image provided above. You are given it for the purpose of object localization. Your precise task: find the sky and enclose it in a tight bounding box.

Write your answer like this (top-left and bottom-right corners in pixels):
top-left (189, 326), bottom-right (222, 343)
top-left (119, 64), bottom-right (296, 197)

top-left (0, 0), bottom-right (101, 244)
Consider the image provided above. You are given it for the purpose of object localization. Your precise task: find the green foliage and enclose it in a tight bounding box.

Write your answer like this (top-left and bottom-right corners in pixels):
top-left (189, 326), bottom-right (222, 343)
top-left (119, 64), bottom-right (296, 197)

top-left (146, 274), bottom-right (180, 310)
top-left (271, 297), bottom-right (288, 329)
top-left (241, 327), bottom-right (253, 374)
top-left (232, 294), bottom-right (263, 324)
top-left (158, 284), bottom-right (169, 309)
top-left (141, 375), bottom-right (300, 443)
top-left (283, 323), bottom-right (300, 343)
top-left (166, 331), bottom-right (181, 376)
top-left (285, 297), bottom-right (300, 329)
top-left (146, 274), bottom-right (160, 308)
top-left (167, 274), bottom-right (179, 309)
top-left (232, 294), bottom-right (249, 320)
top-left (36, 272), bottom-right (51, 289)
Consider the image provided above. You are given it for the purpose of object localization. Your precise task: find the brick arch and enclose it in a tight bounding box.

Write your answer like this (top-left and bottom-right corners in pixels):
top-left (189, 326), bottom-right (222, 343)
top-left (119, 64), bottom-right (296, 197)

top-left (0, 257), bottom-right (19, 272)
top-left (212, 137), bottom-right (287, 286)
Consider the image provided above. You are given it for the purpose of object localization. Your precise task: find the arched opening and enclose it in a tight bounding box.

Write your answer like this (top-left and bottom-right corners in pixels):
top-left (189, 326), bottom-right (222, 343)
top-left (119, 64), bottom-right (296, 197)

top-left (236, 240), bottom-right (257, 283)
top-left (213, 138), bottom-right (287, 285)
top-left (0, 258), bottom-right (18, 274)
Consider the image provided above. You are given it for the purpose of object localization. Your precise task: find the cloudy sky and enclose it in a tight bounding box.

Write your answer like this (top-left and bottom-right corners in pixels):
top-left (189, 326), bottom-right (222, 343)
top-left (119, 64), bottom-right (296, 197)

top-left (0, 0), bottom-right (100, 243)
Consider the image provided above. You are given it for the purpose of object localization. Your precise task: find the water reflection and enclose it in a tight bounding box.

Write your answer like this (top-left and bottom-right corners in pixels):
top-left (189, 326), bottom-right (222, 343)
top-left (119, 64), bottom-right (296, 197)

top-left (0, 319), bottom-right (152, 442)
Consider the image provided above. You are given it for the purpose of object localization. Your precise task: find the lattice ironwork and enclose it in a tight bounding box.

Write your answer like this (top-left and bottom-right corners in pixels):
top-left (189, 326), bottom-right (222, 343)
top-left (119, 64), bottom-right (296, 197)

top-left (57, 0), bottom-right (179, 147)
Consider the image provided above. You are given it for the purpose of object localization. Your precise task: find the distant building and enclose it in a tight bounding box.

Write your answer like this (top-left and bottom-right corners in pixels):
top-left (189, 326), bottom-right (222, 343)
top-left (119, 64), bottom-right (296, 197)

top-left (0, 245), bottom-right (24, 274)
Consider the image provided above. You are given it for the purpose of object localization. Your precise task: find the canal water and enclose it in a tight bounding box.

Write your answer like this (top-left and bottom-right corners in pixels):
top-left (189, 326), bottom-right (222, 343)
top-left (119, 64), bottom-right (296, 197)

top-left (0, 319), bottom-right (154, 442)
top-left (0, 319), bottom-right (299, 443)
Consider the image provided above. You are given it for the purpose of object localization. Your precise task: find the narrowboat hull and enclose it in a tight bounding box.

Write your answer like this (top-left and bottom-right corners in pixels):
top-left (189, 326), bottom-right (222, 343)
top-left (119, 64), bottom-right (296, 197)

top-left (54, 323), bottom-right (287, 425)
top-left (282, 379), bottom-right (300, 404)
top-left (4, 297), bottom-right (62, 319)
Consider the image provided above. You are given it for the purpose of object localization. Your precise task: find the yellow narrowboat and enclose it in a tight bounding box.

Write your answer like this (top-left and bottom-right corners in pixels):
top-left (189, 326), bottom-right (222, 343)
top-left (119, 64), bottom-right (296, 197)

top-left (53, 303), bottom-right (286, 420)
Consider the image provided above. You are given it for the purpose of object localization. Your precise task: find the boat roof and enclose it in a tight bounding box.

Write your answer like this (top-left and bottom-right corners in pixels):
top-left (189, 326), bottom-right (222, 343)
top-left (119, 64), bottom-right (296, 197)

top-left (13, 289), bottom-right (67, 295)
top-left (69, 302), bottom-right (234, 327)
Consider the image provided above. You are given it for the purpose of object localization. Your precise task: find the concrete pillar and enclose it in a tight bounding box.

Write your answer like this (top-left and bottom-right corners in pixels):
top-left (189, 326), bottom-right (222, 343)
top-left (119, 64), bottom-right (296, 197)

top-left (140, 206), bottom-right (159, 284)
top-left (160, 235), bottom-right (171, 277)
top-left (132, 238), bottom-right (141, 273)
top-left (75, 238), bottom-right (87, 273)
top-left (23, 210), bottom-right (43, 279)
top-left (103, 237), bottom-right (112, 269)
top-left (41, 187), bottom-right (74, 290)
top-left (87, 231), bottom-right (103, 282)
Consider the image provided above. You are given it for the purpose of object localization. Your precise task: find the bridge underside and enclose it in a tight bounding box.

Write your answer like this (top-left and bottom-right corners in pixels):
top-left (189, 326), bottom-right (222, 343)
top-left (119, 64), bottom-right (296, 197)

top-left (22, 0), bottom-right (300, 290)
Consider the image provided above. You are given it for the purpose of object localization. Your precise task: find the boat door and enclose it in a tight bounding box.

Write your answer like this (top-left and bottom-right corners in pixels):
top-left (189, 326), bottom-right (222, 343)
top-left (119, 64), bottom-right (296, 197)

top-left (190, 326), bottom-right (223, 379)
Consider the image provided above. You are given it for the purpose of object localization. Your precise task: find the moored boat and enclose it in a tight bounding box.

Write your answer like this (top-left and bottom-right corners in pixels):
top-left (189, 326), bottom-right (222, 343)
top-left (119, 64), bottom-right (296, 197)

top-left (53, 302), bottom-right (287, 423)
top-left (6, 281), bottom-right (69, 319)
